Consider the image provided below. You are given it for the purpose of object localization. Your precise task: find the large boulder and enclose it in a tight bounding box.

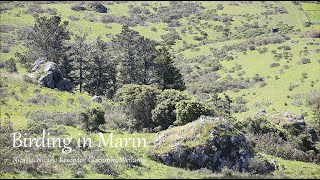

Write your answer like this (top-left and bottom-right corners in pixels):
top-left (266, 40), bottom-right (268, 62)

top-left (87, 2), bottom-right (107, 13)
top-left (28, 60), bottom-right (72, 91)
top-left (256, 109), bottom-right (267, 115)
top-left (147, 116), bottom-right (273, 173)
top-left (32, 58), bottom-right (45, 71)
top-left (92, 95), bottom-right (103, 103)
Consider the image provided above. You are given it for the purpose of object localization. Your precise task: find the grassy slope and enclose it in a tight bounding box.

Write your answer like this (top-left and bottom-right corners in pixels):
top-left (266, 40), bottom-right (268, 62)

top-left (301, 3), bottom-right (320, 22)
top-left (1, 1), bottom-right (320, 179)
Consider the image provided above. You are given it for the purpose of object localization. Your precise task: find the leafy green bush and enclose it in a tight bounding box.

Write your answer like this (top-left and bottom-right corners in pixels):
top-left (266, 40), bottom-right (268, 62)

top-left (161, 29), bottom-right (181, 45)
top-left (71, 164), bottom-right (87, 178)
top-left (175, 100), bottom-right (215, 126)
top-left (91, 160), bottom-right (118, 176)
top-left (5, 58), bottom-right (17, 73)
top-left (252, 133), bottom-right (316, 162)
top-left (306, 92), bottom-right (320, 129)
top-left (231, 96), bottom-right (248, 113)
top-left (79, 106), bottom-right (105, 131)
top-left (152, 89), bottom-right (191, 130)
top-left (248, 155), bottom-right (275, 174)
top-left (239, 115), bottom-right (280, 135)
top-left (115, 84), bottom-right (160, 131)
top-left (103, 104), bottom-right (129, 131)
top-left (300, 57), bottom-right (311, 64)
top-left (119, 149), bottom-right (142, 168)
top-left (270, 62), bottom-right (280, 68)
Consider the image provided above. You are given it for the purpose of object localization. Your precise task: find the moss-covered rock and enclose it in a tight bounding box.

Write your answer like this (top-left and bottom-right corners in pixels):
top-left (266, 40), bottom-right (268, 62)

top-left (147, 116), bottom-right (269, 173)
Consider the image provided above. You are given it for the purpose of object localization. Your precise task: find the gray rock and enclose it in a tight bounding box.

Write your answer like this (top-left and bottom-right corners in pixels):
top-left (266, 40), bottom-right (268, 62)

top-left (92, 95), bottom-right (102, 103)
top-left (292, 121), bottom-right (306, 130)
top-left (29, 60), bottom-right (72, 92)
top-left (295, 114), bottom-right (304, 120)
top-left (89, 2), bottom-right (107, 13)
top-left (308, 128), bottom-right (319, 142)
top-left (32, 58), bottom-right (45, 71)
top-left (38, 71), bottom-right (55, 88)
top-left (284, 112), bottom-right (290, 117)
top-left (257, 109), bottom-right (267, 115)
top-left (161, 153), bottom-right (172, 166)
top-left (56, 79), bottom-right (72, 91)
top-left (27, 73), bottom-right (35, 79)
top-left (95, 4), bottom-right (107, 13)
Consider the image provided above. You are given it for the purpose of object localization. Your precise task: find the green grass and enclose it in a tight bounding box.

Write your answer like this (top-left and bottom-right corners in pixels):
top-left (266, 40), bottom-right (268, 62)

top-left (263, 154), bottom-right (320, 179)
top-left (301, 3), bottom-right (320, 22)
top-left (220, 38), bottom-right (320, 121)
top-left (0, 72), bottom-right (96, 129)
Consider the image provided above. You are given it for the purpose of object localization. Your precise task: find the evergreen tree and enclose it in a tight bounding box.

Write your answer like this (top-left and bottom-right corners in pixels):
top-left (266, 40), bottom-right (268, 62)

top-left (154, 46), bottom-right (186, 91)
top-left (60, 52), bottom-right (73, 81)
top-left (112, 26), bottom-right (158, 86)
top-left (27, 16), bottom-right (70, 70)
top-left (69, 32), bottom-right (91, 93)
top-left (112, 26), bottom-right (141, 85)
top-left (137, 36), bottom-right (158, 85)
top-left (84, 37), bottom-right (116, 98)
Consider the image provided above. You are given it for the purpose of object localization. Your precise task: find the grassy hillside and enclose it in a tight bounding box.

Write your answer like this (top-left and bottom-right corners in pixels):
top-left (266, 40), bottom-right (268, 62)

top-left (1, 1), bottom-right (319, 179)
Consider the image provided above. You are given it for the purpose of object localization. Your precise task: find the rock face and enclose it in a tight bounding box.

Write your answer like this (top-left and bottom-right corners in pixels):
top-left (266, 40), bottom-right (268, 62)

top-left (28, 59), bottom-right (72, 91)
top-left (256, 109), bottom-right (267, 115)
top-left (148, 116), bottom-right (268, 173)
top-left (92, 95), bottom-right (103, 103)
top-left (94, 3), bottom-right (107, 13)
top-left (87, 2), bottom-right (107, 13)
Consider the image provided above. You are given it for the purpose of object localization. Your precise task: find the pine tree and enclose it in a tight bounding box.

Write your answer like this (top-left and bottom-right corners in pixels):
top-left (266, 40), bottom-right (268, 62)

top-left (137, 36), bottom-right (158, 84)
top-left (112, 26), bottom-right (158, 86)
top-left (60, 52), bottom-right (73, 81)
top-left (27, 15), bottom-right (70, 68)
top-left (84, 37), bottom-right (116, 98)
top-left (154, 46), bottom-right (186, 91)
top-left (69, 32), bottom-right (91, 93)
top-left (112, 26), bottom-right (141, 85)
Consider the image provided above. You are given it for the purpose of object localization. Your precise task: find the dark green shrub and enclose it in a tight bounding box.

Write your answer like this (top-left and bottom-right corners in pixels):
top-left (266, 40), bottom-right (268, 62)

top-left (119, 149), bottom-right (142, 168)
top-left (79, 106), bottom-right (105, 131)
top-left (91, 160), bottom-right (118, 176)
top-left (270, 62), bottom-right (280, 68)
top-left (115, 84), bottom-right (160, 131)
top-left (161, 29), bottom-right (181, 45)
top-left (175, 100), bottom-right (215, 126)
top-left (240, 115), bottom-right (279, 135)
top-left (253, 133), bottom-right (315, 162)
top-left (300, 57), bottom-right (311, 64)
top-left (248, 155), bottom-right (275, 174)
top-left (301, 72), bottom-right (308, 79)
top-left (71, 165), bottom-right (87, 178)
top-left (5, 58), bottom-right (17, 73)
top-left (232, 96), bottom-right (248, 113)
top-left (152, 89), bottom-right (191, 130)
top-left (103, 105), bottom-right (129, 130)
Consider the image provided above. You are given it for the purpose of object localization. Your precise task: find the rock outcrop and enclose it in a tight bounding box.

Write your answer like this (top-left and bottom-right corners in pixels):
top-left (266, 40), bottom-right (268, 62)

top-left (256, 109), bottom-right (267, 115)
top-left (147, 116), bottom-right (273, 173)
top-left (92, 95), bottom-right (103, 103)
top-left (28, 59), bottom-right (72, 91)
top-left (92, 2), bottom-right (107, 13)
